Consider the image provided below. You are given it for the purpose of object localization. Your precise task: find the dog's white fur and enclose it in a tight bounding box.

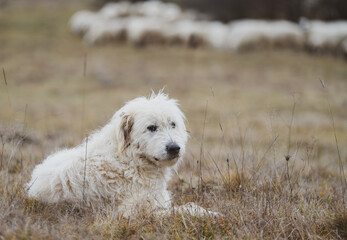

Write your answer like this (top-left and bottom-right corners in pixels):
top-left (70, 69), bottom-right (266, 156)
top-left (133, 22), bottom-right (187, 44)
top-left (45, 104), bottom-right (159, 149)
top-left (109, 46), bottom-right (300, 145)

top-left (27, 92), bottom-right (215, 217)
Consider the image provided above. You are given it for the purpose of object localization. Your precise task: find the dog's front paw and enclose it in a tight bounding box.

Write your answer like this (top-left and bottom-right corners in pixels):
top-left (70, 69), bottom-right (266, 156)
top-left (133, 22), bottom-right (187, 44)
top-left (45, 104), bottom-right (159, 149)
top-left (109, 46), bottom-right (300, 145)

top-left (175, 202), bottom-right (221, 217)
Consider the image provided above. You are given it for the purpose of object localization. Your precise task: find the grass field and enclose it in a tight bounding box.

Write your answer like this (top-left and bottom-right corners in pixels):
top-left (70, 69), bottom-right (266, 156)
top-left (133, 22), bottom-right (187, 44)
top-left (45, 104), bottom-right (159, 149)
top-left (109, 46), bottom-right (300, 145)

top-left (1, 2), bottom-right (347, 239)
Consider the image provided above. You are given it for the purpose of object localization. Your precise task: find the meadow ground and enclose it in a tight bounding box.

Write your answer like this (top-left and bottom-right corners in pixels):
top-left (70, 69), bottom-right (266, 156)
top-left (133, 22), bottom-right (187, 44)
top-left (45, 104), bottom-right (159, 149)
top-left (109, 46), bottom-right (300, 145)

top-left (0, 2), bottom-right (347, 239)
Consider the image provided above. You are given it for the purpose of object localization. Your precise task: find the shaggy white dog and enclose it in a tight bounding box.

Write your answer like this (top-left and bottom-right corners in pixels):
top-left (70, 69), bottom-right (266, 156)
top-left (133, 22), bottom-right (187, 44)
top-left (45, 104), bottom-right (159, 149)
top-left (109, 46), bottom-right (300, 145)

top-left (27, 93), bottom-right (215, 217)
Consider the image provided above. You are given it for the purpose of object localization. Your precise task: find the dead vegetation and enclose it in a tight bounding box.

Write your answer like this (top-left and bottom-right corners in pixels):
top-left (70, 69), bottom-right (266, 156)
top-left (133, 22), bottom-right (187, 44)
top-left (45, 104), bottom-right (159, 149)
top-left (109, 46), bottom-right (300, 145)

top-left (0, 2), bottom-right (347, 239)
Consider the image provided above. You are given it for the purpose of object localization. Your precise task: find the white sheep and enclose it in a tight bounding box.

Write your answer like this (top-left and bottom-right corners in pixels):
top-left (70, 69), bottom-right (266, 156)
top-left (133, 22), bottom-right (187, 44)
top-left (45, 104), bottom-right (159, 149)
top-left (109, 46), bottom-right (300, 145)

top-left (164, 19), bottom-right (205, 45)
top-left (126, 17), bottom-right (167, 44)
top-left (134, 0), bottom-right (183, 21)
top-left (304, 20), bottom-right (347, 50)
top-left (99, 1), bottom-right (131, 19)
top-left (75, 1), bottom-right (347, 54)
top-left (201, 21), bottom-right (230, 49)
top-left (69, 10), bottom-right (101, 35)
top-left (226, 20), bottom-right (304, 50)
top-left (84, 18), bottom-right (128, 44)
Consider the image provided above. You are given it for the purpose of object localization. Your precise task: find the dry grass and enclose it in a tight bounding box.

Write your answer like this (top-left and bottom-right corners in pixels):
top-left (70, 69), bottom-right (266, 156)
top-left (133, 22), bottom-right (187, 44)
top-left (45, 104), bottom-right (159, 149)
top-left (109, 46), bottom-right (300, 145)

top-left (1, 2), bottom-right (347, 239)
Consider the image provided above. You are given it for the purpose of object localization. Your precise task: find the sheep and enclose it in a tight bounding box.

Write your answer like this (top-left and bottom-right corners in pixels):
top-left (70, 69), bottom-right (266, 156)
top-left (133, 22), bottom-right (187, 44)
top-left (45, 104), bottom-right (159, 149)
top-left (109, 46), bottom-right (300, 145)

top-left (99, 1), bottom-right (132, 19)
top-left (226, 20), bottom-right (305, 51)
top-left (303, 20), bottom-right (347, 52)
top-left (133, 0), bottom-right (183, 21)
top-left (125, 17), bottom-right (167, 45)
top-left (70, 1), bottom-right (197, 46)
top-left (83, 18), bottom-right (128, 44)
top-left (70, 2), bottom-right (347, 58)
top-left (69, 10), bottom-right (100, 35)
top-left (200, 21), bottom-right (230, 49)
top-left (164, 20), bottom-right (205, 47)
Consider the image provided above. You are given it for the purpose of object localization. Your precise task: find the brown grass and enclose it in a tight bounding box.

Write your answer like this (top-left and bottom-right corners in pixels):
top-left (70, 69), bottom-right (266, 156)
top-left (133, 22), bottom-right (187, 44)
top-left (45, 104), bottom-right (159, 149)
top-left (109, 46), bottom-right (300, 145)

top-left (0, 2), bottom-right (347, 239)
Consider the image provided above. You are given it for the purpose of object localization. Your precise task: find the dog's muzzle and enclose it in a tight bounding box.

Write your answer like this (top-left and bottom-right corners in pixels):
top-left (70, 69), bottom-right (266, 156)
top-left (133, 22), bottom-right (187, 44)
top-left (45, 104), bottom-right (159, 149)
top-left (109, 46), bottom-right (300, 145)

top-left (166, 142), bottom-right (180, 160)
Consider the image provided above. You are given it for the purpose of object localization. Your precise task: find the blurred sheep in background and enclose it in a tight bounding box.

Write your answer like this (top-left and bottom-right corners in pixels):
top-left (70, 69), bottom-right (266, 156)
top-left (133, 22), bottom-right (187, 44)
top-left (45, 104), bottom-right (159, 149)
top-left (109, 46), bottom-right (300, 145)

top-left (70, 10), bottom-right (101, 35)
top-left (83, 18), bottom-right (128, 44)
top-left (99, 1), bottom-right (131, 18)
top-left (70, 0), bottom-right (347, 55)
top-left (300, 19), bottom-right (347, 53)
top-left (227, 20), bottom-right (304, 50)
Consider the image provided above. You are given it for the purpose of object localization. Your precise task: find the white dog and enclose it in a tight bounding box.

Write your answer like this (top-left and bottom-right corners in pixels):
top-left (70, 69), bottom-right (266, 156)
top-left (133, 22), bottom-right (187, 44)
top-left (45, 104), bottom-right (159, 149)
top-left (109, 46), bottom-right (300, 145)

top-left (27, 92), bottom-right (215, 217)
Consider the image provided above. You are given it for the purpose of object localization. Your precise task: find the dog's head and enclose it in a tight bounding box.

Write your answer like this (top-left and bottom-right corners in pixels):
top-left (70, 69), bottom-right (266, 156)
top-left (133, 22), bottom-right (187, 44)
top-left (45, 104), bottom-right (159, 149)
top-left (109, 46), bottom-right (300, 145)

top-left (114, 92), bottom-right (188, 167)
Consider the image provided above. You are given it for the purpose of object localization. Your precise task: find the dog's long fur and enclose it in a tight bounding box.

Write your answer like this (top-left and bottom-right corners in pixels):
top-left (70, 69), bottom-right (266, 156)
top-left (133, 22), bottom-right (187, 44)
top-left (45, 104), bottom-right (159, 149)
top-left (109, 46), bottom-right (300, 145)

top-left (27, 92), bottom-right (220, 217)
top-left (27, 93), bottom-right (192, 216)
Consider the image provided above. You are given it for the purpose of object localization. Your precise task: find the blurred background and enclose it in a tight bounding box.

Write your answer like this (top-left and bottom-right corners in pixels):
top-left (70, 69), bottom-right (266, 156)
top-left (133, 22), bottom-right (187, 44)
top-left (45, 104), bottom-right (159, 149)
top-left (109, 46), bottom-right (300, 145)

top-left (0, 0), bottom-right (347, 238)
top-left (1, 0), bottom-right (346, 164)
top-left (95, 0), bottom-right (347, 21)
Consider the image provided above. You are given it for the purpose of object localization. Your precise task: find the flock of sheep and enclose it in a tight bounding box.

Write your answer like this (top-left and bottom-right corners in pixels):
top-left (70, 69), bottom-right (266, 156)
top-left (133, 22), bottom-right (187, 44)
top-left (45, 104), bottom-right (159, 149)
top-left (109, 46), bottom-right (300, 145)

top-left (70, 0), bottom-right (347, 54)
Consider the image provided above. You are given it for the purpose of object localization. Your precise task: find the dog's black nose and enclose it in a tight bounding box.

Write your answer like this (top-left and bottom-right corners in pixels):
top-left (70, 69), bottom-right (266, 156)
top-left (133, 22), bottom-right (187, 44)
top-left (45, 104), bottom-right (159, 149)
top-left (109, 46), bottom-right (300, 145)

top-left (166, 142), bottom-right (180, 156)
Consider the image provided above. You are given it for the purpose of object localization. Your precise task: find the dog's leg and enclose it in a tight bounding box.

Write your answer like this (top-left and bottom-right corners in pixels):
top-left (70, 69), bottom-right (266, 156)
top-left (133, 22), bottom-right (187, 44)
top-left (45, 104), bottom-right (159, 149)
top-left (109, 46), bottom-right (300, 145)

top-left (174, 202), bottom-right (220, 217)
top-left (156, 202), bottom-right (220, 217)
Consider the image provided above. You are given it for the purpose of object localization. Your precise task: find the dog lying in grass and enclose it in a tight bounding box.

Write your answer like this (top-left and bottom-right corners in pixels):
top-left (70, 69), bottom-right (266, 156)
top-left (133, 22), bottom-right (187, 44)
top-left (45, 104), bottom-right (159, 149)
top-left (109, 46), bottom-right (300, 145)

top-left (27, 92), bottom-right (217, 217)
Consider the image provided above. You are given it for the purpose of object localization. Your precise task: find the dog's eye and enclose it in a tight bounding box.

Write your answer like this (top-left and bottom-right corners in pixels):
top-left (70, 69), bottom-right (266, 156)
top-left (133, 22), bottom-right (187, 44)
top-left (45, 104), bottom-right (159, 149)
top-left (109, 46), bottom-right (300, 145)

top-left (171, 122), bottom-right (176, 128)
top-left (147, 125), bottom-right (158, 132)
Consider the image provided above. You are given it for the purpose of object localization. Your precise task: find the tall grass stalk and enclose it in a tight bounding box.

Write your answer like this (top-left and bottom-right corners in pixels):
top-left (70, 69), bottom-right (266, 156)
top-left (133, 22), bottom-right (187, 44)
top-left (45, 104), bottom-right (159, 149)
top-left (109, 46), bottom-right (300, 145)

top-left (82, 135), bottom-right (88, 208)
top-left (81, 54), bottom-right (87, 139)
top-left (2, 68), bottom-right (13, 120)
top-left (320, 78), bottom-right (346, 204)
top-left (285, 97), bottom-right (296, 199)
top-left (198, 100), bottom-right (208, 197)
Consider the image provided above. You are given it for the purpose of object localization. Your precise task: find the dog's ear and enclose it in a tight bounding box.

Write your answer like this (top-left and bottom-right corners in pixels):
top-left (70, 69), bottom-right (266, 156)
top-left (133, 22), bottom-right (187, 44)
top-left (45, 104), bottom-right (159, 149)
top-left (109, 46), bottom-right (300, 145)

top-left (117, 113), bottom-right (134, 153)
